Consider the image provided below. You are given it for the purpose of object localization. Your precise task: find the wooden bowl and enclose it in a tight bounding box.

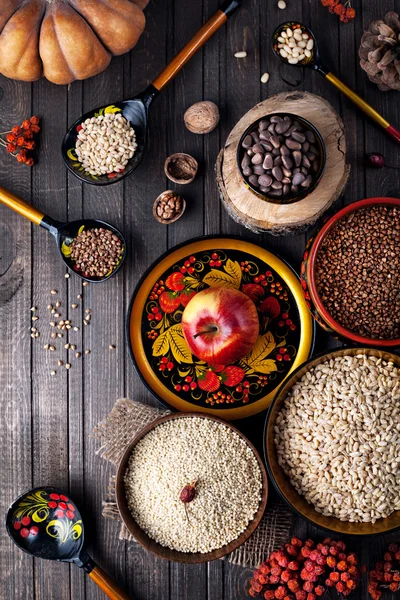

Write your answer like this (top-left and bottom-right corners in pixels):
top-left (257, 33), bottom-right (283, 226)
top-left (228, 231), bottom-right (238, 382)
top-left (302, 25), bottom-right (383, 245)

top-left (265, 346), bottom-right (400, 536)
top-left (301, 197), bottom-right (400, 347)
top-left (116, 412), bottom-right (268, 562)
top-left (236, 113), bottom-right (326, 205)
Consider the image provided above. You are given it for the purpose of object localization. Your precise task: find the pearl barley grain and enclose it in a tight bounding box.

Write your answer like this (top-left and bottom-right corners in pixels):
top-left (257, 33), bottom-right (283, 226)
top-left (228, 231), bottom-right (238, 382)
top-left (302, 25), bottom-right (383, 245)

top-left (124, 417), bottom-right (263, 553)
top-left (274, 354), bottom-right (400, 523)
top-left (278, 0), bottom-right (286, 8)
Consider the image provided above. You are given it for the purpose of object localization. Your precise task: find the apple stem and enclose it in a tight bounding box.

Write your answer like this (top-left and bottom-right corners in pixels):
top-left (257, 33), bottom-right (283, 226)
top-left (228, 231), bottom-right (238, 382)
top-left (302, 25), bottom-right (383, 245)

top-left (193, 325), bottom-right (218, 339)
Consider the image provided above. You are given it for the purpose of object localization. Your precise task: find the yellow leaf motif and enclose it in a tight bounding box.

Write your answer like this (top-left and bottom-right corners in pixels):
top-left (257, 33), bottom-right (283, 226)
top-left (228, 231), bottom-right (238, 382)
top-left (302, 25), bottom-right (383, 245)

top-left (104, 105), bottom-right (122, 114)
top-left (249, 359), bottom-right (278, 375)
top-left (245, 331), bottom-right (276, 367)
top-left (202, 259), bottom-right (242, 289)
top-left (152, 329), bottom-right (170, 357)
top-left (168, 324), bottom-right (193, 364)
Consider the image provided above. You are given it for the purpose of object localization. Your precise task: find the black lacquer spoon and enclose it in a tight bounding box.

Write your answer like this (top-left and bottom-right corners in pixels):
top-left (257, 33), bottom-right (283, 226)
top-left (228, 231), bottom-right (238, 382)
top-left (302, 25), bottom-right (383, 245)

top-left (6, 487), bottom-right (130, 599)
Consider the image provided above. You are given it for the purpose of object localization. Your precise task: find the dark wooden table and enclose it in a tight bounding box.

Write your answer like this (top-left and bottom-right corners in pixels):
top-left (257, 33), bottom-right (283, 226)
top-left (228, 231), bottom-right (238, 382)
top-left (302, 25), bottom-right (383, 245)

top-left (1, 1), bottom-right (399, 599)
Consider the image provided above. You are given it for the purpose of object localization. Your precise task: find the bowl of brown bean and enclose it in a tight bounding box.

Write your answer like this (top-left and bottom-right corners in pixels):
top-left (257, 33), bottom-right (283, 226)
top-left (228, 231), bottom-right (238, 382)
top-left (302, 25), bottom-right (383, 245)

top-left (301, 197), bottom-right (400, 346)
top-left (236, 113), bottom-right (326, 204)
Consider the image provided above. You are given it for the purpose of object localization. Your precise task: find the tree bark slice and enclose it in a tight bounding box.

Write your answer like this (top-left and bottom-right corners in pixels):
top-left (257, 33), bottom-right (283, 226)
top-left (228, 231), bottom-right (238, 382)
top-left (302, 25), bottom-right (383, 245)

top-left (216, 91), bottom-right (350, 236)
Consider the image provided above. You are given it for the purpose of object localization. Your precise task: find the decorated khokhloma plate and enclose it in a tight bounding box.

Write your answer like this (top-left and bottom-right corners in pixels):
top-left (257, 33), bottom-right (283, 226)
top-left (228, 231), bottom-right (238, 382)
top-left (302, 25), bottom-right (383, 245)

top-left (127, 237), bottom-right (314, 420)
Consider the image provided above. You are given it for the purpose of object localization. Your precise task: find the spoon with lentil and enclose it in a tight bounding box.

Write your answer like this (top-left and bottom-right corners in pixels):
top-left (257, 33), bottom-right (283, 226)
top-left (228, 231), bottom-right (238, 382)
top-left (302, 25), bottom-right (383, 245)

top-left (272, 22), bottom-right (400, 143)
top-left (0, 185), bottom-right (126, 282)
top-left (6, 487), bottom-right (131, 600)
top-left (62, 0), bottom-right (241, 185)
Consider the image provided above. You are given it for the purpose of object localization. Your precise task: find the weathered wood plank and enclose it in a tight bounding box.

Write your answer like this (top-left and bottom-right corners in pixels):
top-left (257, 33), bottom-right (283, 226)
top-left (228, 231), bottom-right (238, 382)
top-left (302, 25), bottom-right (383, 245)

top-left (0, 77), bottom-right (34, 600)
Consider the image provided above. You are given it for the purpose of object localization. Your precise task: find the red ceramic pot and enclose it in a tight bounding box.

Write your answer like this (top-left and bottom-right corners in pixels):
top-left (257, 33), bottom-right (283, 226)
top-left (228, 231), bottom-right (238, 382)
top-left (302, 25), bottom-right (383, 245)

top-left (300, 197), bottom-right (400, 347)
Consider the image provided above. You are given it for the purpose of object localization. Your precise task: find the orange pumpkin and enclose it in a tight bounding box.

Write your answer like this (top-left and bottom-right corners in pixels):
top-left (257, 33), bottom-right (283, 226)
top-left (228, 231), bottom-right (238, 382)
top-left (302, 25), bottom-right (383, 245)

top-left (0, 0), bottom-right (149, 85)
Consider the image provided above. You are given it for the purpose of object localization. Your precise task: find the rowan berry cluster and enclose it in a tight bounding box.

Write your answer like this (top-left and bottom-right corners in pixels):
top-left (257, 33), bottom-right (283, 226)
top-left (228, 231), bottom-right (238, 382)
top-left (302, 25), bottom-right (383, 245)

top-left (0, 116), bottom-right (40, 166)
top-left (320, 0), bottom-right (355, 23)
top-left (248, 537), bottom-right (361, 599)
top-left (368, 543), bottom-right (400, 600)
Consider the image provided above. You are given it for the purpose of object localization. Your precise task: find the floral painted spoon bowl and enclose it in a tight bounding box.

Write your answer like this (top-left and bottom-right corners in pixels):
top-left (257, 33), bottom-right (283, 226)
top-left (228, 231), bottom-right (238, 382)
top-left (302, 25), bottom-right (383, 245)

top-left (6, 487), bottom-right (130, 600)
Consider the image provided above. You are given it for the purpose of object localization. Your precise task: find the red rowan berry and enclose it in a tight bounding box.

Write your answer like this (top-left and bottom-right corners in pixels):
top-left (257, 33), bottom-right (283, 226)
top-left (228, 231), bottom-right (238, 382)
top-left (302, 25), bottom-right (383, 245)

top-left (314, 586), bottom-right (324, 596)
top-left (337, 561), bottom-right (347, 571)
top-left (335, 582), bottom-right (345, 593)
top-left (302, 582), bottom-right (314, 593)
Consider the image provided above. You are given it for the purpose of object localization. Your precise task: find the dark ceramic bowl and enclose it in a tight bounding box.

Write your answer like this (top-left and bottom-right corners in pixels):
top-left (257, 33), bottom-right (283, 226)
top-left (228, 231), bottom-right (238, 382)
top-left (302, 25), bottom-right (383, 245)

top-left (236, 113), bottom-right (326, 205)
top-left (265, 346), bottom-right (400, 536)
top-left (301, 197), bottom-right (400, 347)
top-left (116, 412), bottom-right (268, 563)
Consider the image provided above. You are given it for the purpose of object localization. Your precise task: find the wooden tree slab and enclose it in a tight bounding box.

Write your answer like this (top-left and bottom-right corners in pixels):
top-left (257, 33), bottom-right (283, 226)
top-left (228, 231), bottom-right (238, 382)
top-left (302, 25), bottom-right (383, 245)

top-left (216, 91), bottom-right (350, 235)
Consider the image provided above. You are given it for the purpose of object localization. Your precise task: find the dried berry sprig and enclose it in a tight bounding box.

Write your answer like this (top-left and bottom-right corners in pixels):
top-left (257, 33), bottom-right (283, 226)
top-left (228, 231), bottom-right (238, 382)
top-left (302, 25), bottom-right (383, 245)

top-left (320, 0), bottom-right (355, 23)
top-left (248, 536), bottom-right (361, 599)
top-left (368, 543), bottom-right (400, 600)
top-left (0, 116), bottom-right (40, 166)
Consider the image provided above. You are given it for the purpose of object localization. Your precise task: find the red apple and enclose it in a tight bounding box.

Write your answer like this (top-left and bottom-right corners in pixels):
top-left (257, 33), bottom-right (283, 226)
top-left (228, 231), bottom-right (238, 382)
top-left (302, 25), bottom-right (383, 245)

top-left (181, 287), bottom-right (259, 365)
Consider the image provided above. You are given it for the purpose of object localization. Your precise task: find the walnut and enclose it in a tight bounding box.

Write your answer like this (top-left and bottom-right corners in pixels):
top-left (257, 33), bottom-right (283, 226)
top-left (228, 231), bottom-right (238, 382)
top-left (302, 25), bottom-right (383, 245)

top-left (184, 101), bottom-right (220, 134)
top-left (164, 153), bottom-right (198, 185)
top-left (153, 191), bottom-right (186, 225)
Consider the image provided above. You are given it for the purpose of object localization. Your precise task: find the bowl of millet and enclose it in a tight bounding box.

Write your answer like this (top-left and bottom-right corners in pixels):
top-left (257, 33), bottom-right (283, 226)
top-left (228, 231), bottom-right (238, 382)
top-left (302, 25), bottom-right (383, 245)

top-left (116, 412), bottom-right (268, 563)
top-left (301, 197), bottom-right (400, 346)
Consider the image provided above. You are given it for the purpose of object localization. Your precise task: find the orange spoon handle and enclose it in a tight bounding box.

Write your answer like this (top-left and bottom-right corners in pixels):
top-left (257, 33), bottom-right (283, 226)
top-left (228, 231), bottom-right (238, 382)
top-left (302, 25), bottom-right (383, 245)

top-left (0, 185), bottom-right (44, 225)
top-left (88, 565), bottom-right (131, 600)
top-left (152, 0), bottom-right (241, 92)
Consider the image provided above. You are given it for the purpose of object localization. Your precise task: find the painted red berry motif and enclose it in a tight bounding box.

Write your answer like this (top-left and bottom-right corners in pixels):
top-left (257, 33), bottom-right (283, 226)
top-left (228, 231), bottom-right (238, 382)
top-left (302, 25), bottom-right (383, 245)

top-left (179, 290), bottom-right (196, 308)
top-left (260, 296), bottom-right (281, 318)
top-left (165, 272), bottom-right (185, 291)
top-left (242, 283), bottom-right (265, 302)
top-left (221, 365), bottom-right (245, 387)
top-left (197, 370), bottom-right (220, 392)
top-left (159, 291), bottom-right (181, 314)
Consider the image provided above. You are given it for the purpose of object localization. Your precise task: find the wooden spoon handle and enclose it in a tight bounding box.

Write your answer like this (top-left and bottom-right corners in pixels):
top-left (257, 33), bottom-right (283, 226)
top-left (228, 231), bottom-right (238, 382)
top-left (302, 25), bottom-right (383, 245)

top-left (0, 185), bottom-right (45, 225)
top-left (152, 0), bottom-right (241, 92)
top-left (88, 565), bottom-right (131, 600)
top-left (325, 72), bottom-right (400, 143)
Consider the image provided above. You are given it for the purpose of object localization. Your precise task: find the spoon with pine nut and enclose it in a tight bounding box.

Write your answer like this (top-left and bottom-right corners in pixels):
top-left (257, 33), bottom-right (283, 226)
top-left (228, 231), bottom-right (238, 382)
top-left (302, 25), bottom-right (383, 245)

top-left (272, 22), bottom-right (400, 143)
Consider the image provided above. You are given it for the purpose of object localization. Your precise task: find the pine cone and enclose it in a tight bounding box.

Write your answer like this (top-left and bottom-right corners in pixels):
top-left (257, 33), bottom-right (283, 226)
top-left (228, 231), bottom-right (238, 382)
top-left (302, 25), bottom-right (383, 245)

top-left (359, 12), bottom-right (400, 91)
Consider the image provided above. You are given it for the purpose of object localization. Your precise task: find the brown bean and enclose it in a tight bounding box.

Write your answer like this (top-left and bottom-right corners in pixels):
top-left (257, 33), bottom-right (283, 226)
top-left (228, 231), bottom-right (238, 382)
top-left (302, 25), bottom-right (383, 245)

top-left (292, 172), bottom-right (306, 186)
top-left (306, 152), bottom-right (316, 161)
top-left (263, 154), bottom-right (274, 169)
top-left (242, 135), bottom-right (252, 148)
top-left (305, 130), bottom-right (316, 143)
top-left (302, 155), bottom-right (311, 169)
top-left (286, 138), bottom-right (302, 151)
top-left (273, 156), bottom-right (283, 167)
top-left (270, 135), bottom-right (281, 148)
top-left (261, 142), bottom-right (273, 151)
top-left (291, 184), bottom-right (299, 193)
top-left (272, 180), bottom-right (283, 190)
top-left (258, 174), bottom-right (273, 187)
top-left (259, 186), bottom-right (271, 193)
top-left (252, 143), bottom-right (264, 154)
top-left (272, 147), bottom-right (280, 156)
top-left (270, 115), bottom-right (283, 123)
top-left (269, 188), bottom-right (282, 197)
top-left (302, 141), bottom-right (310, 152)
top-left (282, 166), bottom-right (292, 178)
top-left (267, 123), bottom-right (276, 134)
top-left (282, 177), bottom-right (291, 184)
top-left (241, 155), bottom-right (250, 169)
top-left (292, 150), bottom-right (302, 167)
top-left (251, 132), bottom-right (260, 143)
top-left (291, 131), bottom-right (306, 143)
top-left (260, 130), bottom-right (272, 141)
top-left (248, 174), bottom-right (259, 187)
top-left (258, 120), bottom-right (269, 130)
top-left (312, 159), bottom-right (320, 173)
top-left (247, 149), bottom-right (254, 156)
top-left (276, 119), bottom-right (291, 134)
top-left (280, 145), bottom-right (291, 156)
top-left (272, 166), bottom-right (283, 181)
top-left (283, 183), bottom-right (291, 196)
top-left (282, 155), bottom-right (294, 170)
top-left (253, 165), bottom-right (266, 175)
top-left (242, 166), bottom-right (252, 177)
top-left (251, 153), bottom-right (263, 165)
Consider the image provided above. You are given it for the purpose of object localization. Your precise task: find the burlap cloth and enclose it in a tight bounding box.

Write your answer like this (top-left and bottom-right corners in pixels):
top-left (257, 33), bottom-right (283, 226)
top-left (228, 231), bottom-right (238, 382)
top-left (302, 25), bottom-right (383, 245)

top-left (93, 398), bottom-right (293, 568)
